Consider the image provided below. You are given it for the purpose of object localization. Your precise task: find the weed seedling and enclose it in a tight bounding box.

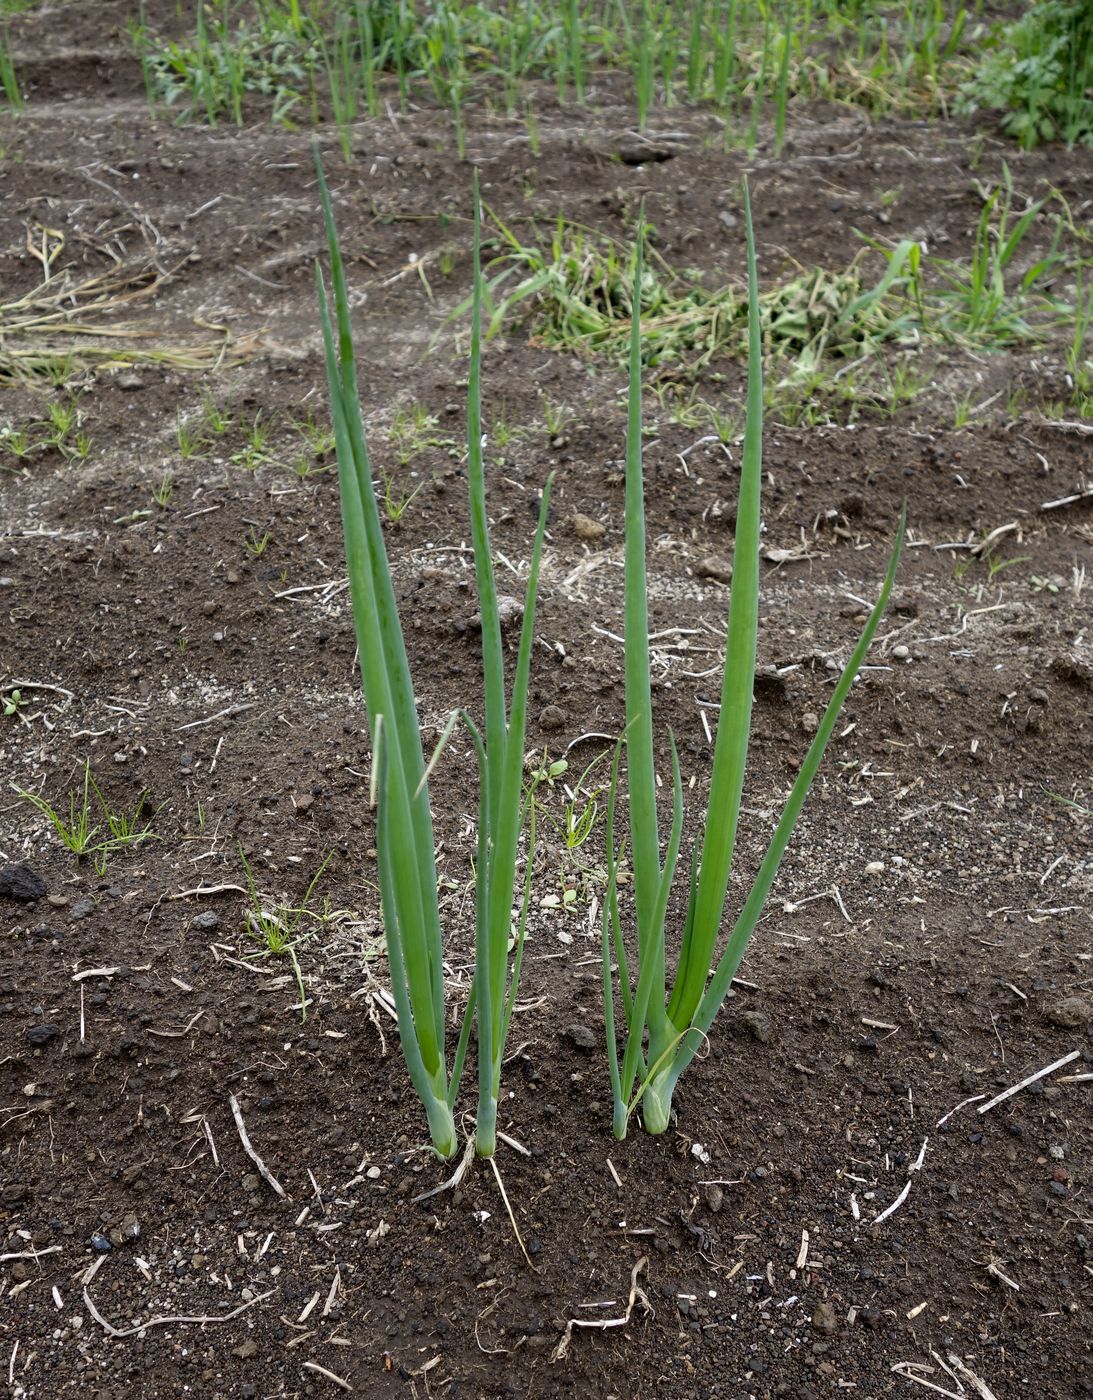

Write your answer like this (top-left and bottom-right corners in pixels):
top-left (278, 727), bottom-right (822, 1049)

top-left (244, 525), bottom-right (272, 557)
top-left (13, 760), bottom-right (159, 873)
top-left (388, 404), bottom-right (443, 465)
top-left (199, 389), bottom-right (232, 436)
top-left (381, 470), bottom-right (425, 524)
top-left (0, 424), bottom-right (31, 465)
top-left (238, 846), bottom-right (332, 1021)
top-left (176, 413), bottom-right (205, 458)
top-left (231, 413), bottom-right (274, 471)
top-left (0, 29), bottom-right (22, 112)
top-left (541, 397), bottom-right (573, 439)
top-left (152, 471), bottom-right (174, 508)
top-left (14, 762), bottom-right (100, 858)
top-left (292, 410), bottom-right (335, 463)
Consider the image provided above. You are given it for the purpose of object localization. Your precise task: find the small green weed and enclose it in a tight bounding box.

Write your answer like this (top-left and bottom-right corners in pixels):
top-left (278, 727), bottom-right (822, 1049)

top-left (200, 388), bottom-right (233, 436)
top-left (14, 760), bottom-right (159, 874)
top-left (176, 412), bottom-right (205, 458)
top-left (387, 403), bottom-right (446, 464)
top-left (0, 27), bottom-right (22, 111)
top-left (381, 469), bottom-right (425, 524)
top-left (230, 412), bottom-right (274, 470)
top-left (238, 845), bottom-right (333, 1021)
top-left (152, 470), bottom-right (174, 508)
top-left (244, 524), bottom-right (272, 556)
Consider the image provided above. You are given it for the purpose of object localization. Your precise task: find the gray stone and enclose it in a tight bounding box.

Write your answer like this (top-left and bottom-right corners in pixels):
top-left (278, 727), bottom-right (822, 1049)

top-left (1043, 995), bottom-right (1092, 1030)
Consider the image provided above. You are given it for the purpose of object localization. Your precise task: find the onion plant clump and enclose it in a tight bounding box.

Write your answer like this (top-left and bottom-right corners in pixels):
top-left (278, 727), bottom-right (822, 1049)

top-left (602, 184), bottom-right (905, 1139)
top-left (315, 153), bottom-right (551, 1160)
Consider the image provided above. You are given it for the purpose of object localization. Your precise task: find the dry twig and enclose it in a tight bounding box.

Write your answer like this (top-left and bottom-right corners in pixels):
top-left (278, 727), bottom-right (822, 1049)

top-left (229, 1093), bottom-right (288, 1198)
top-left (552, 1256), bottom-right (652, 1361)
top-left (83, 1286), bottom-right (273, 1338)
top-left (977, 1050), bottom-right (1080, 1115)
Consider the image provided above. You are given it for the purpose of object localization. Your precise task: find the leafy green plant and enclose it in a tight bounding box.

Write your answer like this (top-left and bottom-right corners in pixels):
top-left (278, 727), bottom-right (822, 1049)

top-left (316, 154), bottom-right (552, 1160)
top-left (929, 169), bottom-right (1067, 344)
top-left (136, 0), bottom-right (312, 126)
top-left (601, 185), bottom-right (904, 1140)
top-left (958, 1), bottom-right (1093, 149)
top-left (3, 687), bottom-right (24, 717)
top-left (543, 750), bottom-right (610, 853)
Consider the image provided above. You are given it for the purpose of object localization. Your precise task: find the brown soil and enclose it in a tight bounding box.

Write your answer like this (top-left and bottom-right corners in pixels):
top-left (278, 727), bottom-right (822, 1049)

top-left (2, 4), bottom-right (1091, 1399)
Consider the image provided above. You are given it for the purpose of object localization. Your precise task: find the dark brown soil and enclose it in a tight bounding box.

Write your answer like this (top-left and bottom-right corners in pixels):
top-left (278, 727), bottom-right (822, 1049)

top-left (2, 5), bottom-right (1091, 1399)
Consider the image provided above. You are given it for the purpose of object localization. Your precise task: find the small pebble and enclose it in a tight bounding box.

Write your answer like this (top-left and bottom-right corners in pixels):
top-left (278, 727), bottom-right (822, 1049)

top-left (1043, 996), bottom-right (1091, 1029)
top-left (739, 1009), bottom-right (774, 1045)
top-left (539, 704), bottom-right (566, 732)
top-left (566, 1022), bottom-right (597, 1051)
top-left (26, 1023), bottom-right (60, 1047)
top-left (0, 864), bottom-right (46, 902)
top-left (696, 555), bottom-right (733, 584)
top-left (572, 512), bottom-right (606, 543)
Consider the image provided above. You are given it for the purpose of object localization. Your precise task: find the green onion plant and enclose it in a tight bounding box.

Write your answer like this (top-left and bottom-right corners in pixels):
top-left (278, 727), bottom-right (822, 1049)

top-left (602, 182), bottom-right (905, 1140)
top-left (315, 151), bottom-right (552, 1160)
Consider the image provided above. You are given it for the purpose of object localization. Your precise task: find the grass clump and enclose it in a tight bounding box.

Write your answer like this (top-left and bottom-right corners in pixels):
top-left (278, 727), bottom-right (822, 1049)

top-left (13, 761), bottom-right (160, 875)
top-left (466, 211), bottom-right (918, 375)
top-left (0, 27), bottom-right (22, 111)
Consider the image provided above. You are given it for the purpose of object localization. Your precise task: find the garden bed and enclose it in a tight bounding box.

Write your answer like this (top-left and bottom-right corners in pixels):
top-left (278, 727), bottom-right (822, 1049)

top-left (1, 3), bottom-right (1091, 1397)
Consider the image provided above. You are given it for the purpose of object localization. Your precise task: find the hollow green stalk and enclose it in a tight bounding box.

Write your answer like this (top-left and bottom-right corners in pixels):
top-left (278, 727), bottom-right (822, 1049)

top-left (603, 179), bottom-right (905, 1139)
top-left (316, 154), bottom-right (459, 1160)
top-left (316, 151), bottom-right (551, 1161)
top-left (465, 169), bottom-right (554, 1155)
